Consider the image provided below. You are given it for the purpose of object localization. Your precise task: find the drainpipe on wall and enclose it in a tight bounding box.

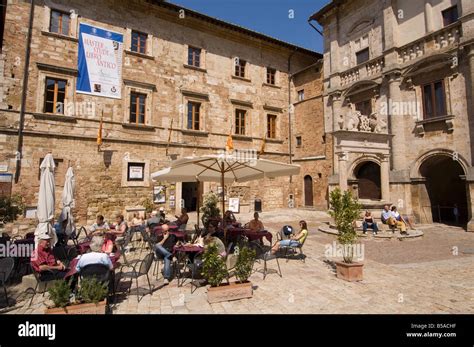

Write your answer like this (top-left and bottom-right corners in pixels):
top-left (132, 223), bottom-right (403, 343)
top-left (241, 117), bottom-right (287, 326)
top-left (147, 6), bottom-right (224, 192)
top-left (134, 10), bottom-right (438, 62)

top-left (14, 0), bottom-right (35, 183)
top-left (288, 48), bottom-right (298, 185)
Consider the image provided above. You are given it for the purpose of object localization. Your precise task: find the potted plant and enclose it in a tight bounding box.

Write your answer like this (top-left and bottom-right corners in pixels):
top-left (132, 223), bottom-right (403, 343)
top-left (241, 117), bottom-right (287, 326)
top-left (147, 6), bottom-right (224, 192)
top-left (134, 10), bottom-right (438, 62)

top-left (328, 188), bottom-right (364, 282)
top-left (200, 192), bottom-right (221, 227)
top-left (231, 246), bottom-right (256, 297)
top-left (203, 243), bottom-right (257, 303)
top-left (45, 278), bottom-right (108, 314)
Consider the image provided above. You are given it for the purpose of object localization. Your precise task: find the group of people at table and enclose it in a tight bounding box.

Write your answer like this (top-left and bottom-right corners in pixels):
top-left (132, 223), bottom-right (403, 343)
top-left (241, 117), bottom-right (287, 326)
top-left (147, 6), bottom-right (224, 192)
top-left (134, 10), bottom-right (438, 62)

top-left (30, 207), bottom-right (309, 289)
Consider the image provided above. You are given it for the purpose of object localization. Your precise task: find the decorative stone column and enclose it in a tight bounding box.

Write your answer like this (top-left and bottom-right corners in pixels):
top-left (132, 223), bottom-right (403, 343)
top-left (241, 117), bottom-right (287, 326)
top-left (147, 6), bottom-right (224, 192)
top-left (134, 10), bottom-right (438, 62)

top-left (379, 154), bottom-right (390, 202)
top-left (465, 45), bottom-right (474, 231)
top-left (466, 183), bottom-right (474, 232)
top-left (385, 70), bottom-right (404, 170)
top-left (424, 0), bottom-right (433, 34)
top-left (337, 151), bottom-right (348, 191)
top-left (331, 91), bottom-right (343, 174)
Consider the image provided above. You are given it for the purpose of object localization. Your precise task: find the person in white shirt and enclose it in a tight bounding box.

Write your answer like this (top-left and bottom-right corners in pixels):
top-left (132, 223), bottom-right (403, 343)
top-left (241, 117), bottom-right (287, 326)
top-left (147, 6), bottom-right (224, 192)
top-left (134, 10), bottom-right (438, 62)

top-left (76, 236), bottom-right (113, 272)
top-left (89, 215), bottom-right (110, 235)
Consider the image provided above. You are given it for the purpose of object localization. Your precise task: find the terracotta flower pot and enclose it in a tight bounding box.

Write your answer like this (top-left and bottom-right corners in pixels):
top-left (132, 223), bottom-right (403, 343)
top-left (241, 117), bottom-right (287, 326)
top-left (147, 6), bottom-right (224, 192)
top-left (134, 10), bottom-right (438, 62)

top-left (45, 300), bottom-right (107, 314)
top-left (207, 281), bottom-right (253, 304)
top-left (335, 261), bottom-right (363, 282)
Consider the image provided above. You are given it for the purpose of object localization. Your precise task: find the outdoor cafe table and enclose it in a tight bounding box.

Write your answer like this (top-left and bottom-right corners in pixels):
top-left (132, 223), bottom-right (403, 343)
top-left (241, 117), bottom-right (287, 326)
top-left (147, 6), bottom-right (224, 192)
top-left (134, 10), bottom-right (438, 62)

top-left (172, 244), bottom-right (204, 255)
top-left (64, 251), bottom-right (121, 279)
top-left (226, 228), bottom-right (273, 244)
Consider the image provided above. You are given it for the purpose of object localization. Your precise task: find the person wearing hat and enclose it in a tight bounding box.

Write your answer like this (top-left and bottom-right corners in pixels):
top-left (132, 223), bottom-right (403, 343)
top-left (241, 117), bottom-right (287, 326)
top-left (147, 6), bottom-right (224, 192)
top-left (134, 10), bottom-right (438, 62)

top-left (30, 234), bottom-right (67, 281)
top-left (75, 236), bottom-right (113, 273)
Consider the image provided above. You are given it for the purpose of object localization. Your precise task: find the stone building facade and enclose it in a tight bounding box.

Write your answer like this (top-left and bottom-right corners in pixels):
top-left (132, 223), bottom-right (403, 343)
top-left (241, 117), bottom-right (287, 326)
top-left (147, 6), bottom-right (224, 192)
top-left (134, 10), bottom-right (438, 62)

top-left (292, 61), bottom-right (333, 210)
top-left (311, 0), bottom-right (474, 229)
top-left (0, 0), bottom-right (328, 226)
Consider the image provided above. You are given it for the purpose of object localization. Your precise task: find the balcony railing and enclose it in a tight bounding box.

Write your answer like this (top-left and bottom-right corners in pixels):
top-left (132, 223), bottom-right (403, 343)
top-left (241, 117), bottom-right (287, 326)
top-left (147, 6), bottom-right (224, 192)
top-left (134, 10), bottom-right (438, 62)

top-left (339, 55), bottom-right (384, 87)
top-left (397, 22), bottom-right (461, 64)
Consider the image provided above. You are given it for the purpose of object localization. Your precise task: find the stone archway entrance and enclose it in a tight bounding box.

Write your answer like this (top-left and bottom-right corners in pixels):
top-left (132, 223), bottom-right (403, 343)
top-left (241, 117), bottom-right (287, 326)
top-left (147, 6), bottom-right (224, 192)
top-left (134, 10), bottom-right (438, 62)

top-left (355, 161), bottom-right (381, 200)
top-left (304, 175), bottom-right (313, 207)
top-left (419, 156), bottom-right (467, 225)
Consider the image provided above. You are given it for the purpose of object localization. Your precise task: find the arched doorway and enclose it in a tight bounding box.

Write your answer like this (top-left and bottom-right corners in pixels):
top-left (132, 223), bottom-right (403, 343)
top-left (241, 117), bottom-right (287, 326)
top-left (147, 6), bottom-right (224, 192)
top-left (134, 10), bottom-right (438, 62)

top-left (419, 156), bottom-right (467, 225)
top-left (355, 162), bottom-right (381, 200)
top-left (304, 175), bottom-right (313, 207)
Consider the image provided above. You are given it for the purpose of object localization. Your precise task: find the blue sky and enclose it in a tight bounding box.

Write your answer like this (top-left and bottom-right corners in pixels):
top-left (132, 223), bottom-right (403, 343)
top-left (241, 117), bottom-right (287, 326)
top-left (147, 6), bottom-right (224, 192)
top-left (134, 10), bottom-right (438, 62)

top-left (170, 0), bottom-right (329, 53)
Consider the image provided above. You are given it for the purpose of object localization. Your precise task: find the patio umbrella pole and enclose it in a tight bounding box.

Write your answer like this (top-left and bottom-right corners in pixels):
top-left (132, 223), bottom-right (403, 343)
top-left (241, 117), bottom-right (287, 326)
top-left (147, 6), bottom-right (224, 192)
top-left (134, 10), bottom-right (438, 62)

top-left (221, 162), bottom-right (226, 243)
top-left (196, 179), bottom-right (200, 229)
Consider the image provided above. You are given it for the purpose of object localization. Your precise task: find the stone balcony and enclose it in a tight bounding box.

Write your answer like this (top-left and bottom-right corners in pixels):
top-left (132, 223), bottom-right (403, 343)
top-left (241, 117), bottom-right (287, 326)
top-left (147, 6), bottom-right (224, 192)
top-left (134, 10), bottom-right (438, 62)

top-left (397, 22), bottom-right (461, 65)
top-left (340, 56), bottom-right (385, 87)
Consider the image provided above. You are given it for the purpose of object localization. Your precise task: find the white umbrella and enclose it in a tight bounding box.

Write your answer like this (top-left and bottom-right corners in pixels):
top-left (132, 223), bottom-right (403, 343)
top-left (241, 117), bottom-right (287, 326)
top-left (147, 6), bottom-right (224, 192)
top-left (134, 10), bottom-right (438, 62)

top-left (58, 167), bottom-right (76, 237)
top-left (151, 154), bottom-right (300, 184)
top-left (34, 153), bottom-right (58, 247)
top-left (151, 153), bottom-right (300, 225)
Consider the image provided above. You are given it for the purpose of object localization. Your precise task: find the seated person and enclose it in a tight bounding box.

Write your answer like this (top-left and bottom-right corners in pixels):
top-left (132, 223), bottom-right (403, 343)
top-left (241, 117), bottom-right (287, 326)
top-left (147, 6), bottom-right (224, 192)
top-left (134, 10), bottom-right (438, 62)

top-left (158, 207), bottom-right (167, 224)
top-left (270, 220), bottom-right (308, 255)
top-left (129, 213), bottom-right (144, 232)
top-left (175, 208), bottom-right (189, 231)
top-left (362, 211), bottom-right (378, 235)
top-left (223, 210), bottom-right (237, 226)
top-left (101, 232), bottom-right (114, 254)
top-left (111, 214), bottom-right (127, 237)
top-left (31, 234), bottom-right (67, 281)
top-left (153, 224), bottom-right (177, 284)
top-left (391, 206), bottom-right (414, 230)
top-left (76, 236), bottom-right (113, 273)
top-left (53, 218), bottom-right (68, 245)
top-left (248, 212), bottom-right (264, 232)
top-left (90, 215), bottom-right (110, 235)
top-left (381, 205), bottom-right (407, 234)
top-left (206, 223), bottom-right (224, 240)
top-left (203, 232), bottom-right (226, 258)
top-left (146, 211), bottom-right (162, 232)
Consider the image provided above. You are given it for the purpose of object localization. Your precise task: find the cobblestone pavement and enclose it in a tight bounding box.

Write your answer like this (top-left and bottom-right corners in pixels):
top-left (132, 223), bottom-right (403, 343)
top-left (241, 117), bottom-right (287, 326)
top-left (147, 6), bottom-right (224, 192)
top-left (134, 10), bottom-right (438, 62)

top-left (4, 209), bottom-right (474, 314)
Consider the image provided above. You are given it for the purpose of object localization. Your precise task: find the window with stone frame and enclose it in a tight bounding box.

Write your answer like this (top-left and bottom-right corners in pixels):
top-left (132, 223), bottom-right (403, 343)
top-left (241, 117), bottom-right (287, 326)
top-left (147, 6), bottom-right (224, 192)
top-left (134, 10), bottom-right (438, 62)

top-left (442, 5), bottom-right (458, 27)
top-left (131, 30), bottom-right (147, 54)
top-left (50, 9), bottom-right (70, 36)
top-left (355, 99), bottom-right (372, 116)
top-left (297, 90), bottom-right (305, 102)
top-left (234, 58), bottom-right (246, 78)
top-left (356, 47), bottom-right (370, 65)
top-left (188, 46), bottom-right (201, 67)
top-left (235, 109), bottom-right (246, 135)
top-left (0, 0), bottom-right (6, 53)
top-left (44, 77), bottom-right (67, 114)
top-left (422, 80), bottom-right (447, 119)
top-left (267, 114), bottom-right (277, 139)
top-left (266, 67), bottom-right (276, 85)
top-left (129, 92), bottom-right (147, 124)
top-left (187, 101), bottom-right (201, 130)
top-left (296, 136), bottom-right (302, 147)
top-left (127, 162), bottom-right (145, 182)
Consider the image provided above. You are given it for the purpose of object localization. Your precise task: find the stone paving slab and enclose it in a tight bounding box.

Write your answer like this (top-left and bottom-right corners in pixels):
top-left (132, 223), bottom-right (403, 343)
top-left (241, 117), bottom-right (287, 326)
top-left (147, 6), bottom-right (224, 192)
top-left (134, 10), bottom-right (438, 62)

top-left (3, 210), bottom-right (474, 314)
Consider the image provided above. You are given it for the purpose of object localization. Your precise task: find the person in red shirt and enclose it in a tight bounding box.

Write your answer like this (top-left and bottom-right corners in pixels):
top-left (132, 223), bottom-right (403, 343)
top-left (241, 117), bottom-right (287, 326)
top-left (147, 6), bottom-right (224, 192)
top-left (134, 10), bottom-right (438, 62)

top-left (31, 234), bottom-right (67, 281)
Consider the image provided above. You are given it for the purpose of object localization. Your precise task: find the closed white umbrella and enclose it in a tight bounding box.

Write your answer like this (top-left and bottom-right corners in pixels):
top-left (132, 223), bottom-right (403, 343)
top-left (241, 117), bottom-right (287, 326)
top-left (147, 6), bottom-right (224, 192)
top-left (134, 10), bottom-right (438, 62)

top-left (151, 153), bottom-right (300, 225)
top-left (58, 167), bottom-right (76, 237)
top-left (34, 153), bottom-right (58, 247)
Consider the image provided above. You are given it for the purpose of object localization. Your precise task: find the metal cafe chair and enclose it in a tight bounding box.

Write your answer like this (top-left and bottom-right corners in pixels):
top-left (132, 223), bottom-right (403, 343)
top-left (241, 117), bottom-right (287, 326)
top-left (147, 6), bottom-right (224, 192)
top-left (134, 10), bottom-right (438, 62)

top-left (0, 257), bottom-right (15, 306)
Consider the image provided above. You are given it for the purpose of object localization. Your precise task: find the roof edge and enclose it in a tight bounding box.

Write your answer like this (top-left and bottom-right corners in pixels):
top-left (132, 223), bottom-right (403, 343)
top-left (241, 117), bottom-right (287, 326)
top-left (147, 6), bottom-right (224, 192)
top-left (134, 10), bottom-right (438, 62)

top-left (149, 0), bottom-right (322, 58)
